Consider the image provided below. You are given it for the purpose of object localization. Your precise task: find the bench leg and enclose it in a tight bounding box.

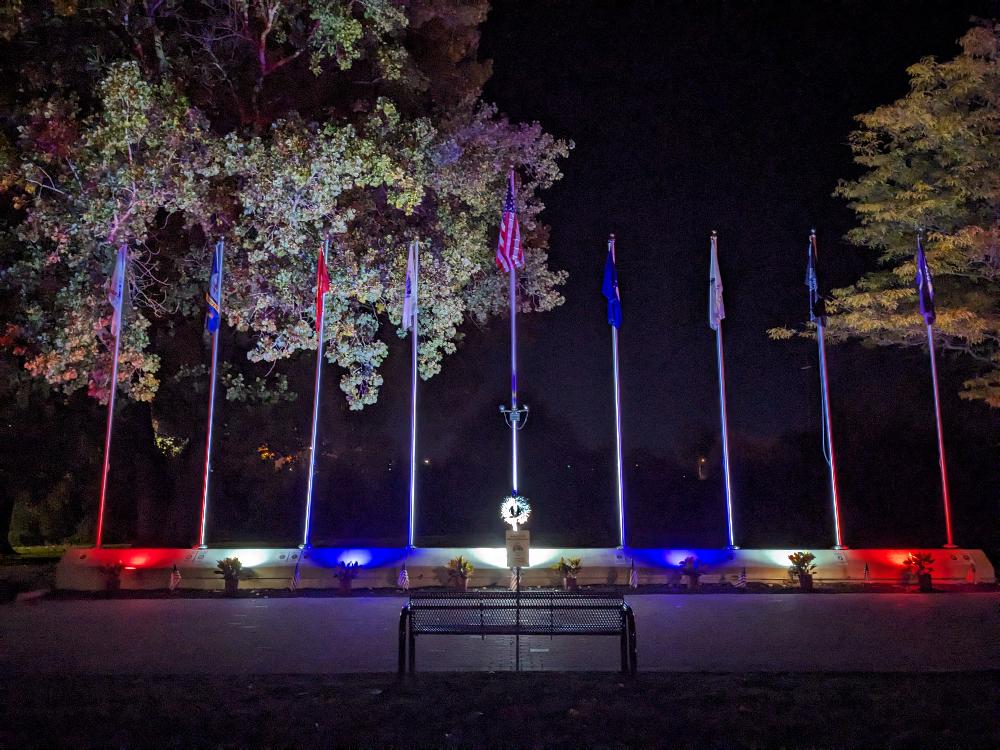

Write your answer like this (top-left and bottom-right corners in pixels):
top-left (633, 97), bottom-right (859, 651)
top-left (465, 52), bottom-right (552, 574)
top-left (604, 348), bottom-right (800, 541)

top-left (398, 608), bottom-right (408, 676)
top-left (620, 619), bottom-right (628, 674)
top-left (408, 628), bottom-right (416, 674)
top-left (627, 608), bottom-right (638, 675)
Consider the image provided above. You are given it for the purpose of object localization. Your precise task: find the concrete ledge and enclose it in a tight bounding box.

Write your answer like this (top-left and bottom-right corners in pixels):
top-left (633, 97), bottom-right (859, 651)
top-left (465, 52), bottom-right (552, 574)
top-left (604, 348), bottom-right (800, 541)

top-left (55, 546), bottom-right (995, 592)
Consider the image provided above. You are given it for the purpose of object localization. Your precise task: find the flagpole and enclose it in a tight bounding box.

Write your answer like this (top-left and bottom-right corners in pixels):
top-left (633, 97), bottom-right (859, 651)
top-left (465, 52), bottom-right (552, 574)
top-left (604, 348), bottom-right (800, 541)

top-left (810, 232), bottom-right (845, 549)
top-left (611, 323), bottom-right (625, 548)
top-left (509, 266), bottom-right (519, 495)
top-left (197, 240), bottom-right (224, 549)
top-left (407, 242), bottom-right (419, 548)
top-left (711, 231), bottom-right (737, 549)
top-left (302, 239), bottom-right (329, 549)
top-left (95, 244), bottom-right (127, 549)
top-left (926, 322), bottom-right (956, 547)
top-left (816, 317), bottom-right (845, 549)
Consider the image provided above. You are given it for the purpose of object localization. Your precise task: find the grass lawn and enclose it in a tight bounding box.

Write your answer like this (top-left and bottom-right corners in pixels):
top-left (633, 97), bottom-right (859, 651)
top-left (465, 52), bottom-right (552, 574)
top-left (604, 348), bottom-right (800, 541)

top-left (2, 672), bottom-right (998, 748)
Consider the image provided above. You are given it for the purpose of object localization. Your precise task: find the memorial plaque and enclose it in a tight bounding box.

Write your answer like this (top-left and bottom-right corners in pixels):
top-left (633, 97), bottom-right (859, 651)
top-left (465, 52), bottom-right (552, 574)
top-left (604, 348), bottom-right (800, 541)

top-left (506, 530), bottom-right (530, 568)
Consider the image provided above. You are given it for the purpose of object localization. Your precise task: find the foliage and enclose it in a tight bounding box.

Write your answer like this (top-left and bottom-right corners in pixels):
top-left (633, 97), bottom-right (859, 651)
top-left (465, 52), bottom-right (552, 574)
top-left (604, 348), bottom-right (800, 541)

top-left (446, 555), bottom-right (473, 579)
top-left (553, 556), bottom-right (581, 576)
top-left (772, 22), bottom-right (1000, 406)
top-left (215, 557), bottom-right (243, 580)
top-left (903, 552), bottom-right (934, 575)
top-left (787, 551), bottom-right (817, 577)
top-left (334, 560), bottom-right (359, 580)
top-left (0, 0), bottom-right (570, 413)
top-left (678, 556), bottom-right (700, 578)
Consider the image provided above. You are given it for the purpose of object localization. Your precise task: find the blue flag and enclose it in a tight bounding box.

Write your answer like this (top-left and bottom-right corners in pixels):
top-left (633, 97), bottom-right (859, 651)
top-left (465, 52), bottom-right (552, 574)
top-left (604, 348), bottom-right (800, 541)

top-left (205, 240), bottom-right (223, 333)
top-left (602, 236), bottom-right (622, 329)
top-left (915, 233), bottom-right (936, 326)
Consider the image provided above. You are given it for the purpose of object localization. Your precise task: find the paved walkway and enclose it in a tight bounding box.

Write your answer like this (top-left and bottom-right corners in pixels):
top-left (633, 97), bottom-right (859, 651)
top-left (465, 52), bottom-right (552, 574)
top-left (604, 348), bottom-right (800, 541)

top-left (2, 594), bottom-right (997, 674)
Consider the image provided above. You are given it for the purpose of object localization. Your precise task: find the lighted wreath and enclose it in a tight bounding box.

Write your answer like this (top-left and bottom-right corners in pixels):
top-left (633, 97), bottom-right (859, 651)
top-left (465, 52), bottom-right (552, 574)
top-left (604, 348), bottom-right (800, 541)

top-left (500, 496), bottom-right (531, 530)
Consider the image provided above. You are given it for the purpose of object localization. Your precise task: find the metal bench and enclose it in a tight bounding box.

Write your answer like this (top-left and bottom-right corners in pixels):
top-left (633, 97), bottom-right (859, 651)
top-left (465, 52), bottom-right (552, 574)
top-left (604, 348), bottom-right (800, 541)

top-left (398, 590), bottom-right (637, 674)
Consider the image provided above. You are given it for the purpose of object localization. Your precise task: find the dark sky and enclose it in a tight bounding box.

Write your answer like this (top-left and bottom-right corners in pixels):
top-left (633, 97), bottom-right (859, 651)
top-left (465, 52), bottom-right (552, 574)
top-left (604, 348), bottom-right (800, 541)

top-left (268, 1), bottom-right (1000, 552)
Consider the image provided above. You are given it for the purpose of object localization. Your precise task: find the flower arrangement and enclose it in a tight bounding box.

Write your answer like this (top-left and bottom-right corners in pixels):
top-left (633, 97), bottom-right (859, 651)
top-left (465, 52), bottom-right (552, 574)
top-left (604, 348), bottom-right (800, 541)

top-left (500, 496), bottom-right (531, 530)
top-left (447, 555), bottom-right (474, 590)
top-left (335, 561), bottom-right (360, 595)
top-left (99, 562), bottom-right (124, 593)
top-left (904, 552), bottom-right (935, 592)
top-left (215, 557), bottom-right (242, 596)
top-left (553, 557), bottom-right (582, 591)
top-left (678, 556), bottom-right (701, 590)
top-left (788, 552), bottom-right (817, 591)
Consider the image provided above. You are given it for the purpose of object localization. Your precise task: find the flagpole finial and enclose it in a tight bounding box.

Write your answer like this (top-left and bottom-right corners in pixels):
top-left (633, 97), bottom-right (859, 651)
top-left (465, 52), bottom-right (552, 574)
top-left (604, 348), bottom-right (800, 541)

top-left (609, 233), bottom-right (615, 241)
top-left (711, 230), bottom-right (718, 238)
top-left (810, 228), bottom-right (816, 237)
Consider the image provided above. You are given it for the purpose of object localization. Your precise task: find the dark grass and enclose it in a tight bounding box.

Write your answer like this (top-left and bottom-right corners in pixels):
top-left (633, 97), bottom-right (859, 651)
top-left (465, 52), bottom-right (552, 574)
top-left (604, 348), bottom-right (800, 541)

top-left (2, 672), bottom-right (998, 749)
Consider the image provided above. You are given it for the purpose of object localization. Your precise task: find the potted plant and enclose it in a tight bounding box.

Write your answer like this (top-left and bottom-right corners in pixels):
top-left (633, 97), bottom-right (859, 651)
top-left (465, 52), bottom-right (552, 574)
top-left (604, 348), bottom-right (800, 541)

top-left (99, 562), bottom-right (124, 594)
top-left (904, 552), bottom-right (934, 593)
top-left (335, 561), bottom-right (360, 595)
top-left (215, 557), bottom-right (242, 597)
top-left (788, 552), bottom-right (817, 591)
top-left (678, 556), bottom-right (701, 591)
top-left (553, 557), bottom-right (582, 591)
top-left (446, 556), bottom-right (474, 591)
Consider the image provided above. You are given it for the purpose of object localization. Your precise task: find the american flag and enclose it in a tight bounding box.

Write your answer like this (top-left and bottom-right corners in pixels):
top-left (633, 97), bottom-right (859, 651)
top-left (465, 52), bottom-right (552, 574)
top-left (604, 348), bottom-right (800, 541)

top-left (315, 242), bottom-right (330, 333)
top-left (495, 169), bottom-right (523, 272)
top-left (915, 232), bottom-right (936, 326)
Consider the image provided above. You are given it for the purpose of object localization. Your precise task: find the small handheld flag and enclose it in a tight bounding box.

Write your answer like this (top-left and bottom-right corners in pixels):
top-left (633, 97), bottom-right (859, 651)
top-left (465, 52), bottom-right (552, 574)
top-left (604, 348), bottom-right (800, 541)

top-left (205, 240), bottom-right (223, 333)
top-left (602, 235), bottom-right (622, 329)
top-left (107, 244), bottom-right (127, 336)
top-left (316, 243), bottom-right (330, 333)
top-left (709, 232), bottom-right (725, 331)
top-left (495, 169), bottom-right (523, 272)
top-left (915, 233), bottom-right (936, 326)
top-left (397, 564), bottom-right (410, 591)
top-left (629, 559), bottom-right (638, 589)
top-left (168, 564), bottom-right (182, 592)
top-left (402, 240), bottom-right (418, 331)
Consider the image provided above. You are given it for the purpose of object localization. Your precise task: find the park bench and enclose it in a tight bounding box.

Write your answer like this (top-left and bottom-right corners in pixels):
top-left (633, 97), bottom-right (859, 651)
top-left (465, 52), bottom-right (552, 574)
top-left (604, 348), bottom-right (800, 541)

top-left (398, 590), bottom-right (637, 674)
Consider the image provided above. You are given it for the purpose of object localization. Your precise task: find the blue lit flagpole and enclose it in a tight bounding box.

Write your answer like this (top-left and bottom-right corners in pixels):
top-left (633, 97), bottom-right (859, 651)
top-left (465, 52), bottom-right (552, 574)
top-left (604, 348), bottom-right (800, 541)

top-left (498, 170), bottom-right (528, 495)
top-left (602, 234), bottom-right (625, 547)
top-left (197, 239), bottom-right (224, 549)
top-left (403, 239), bottom-right (419, 547)
top-left (709, 231), bottom-right (737, 549)
top-left (95, 243), bottom-right (128, 549)
top-left (302, 239), bottom-right (331, 549)
top-left (807, 231), bottom-right (846, 549)
top-left (916, 229), bottom-right (956, 548)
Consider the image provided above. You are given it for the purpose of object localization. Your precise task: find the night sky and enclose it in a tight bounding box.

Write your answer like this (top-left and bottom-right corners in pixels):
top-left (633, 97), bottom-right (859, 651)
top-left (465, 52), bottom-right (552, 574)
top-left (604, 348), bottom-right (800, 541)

top-left (224, 1), bottom-right (1000, 553)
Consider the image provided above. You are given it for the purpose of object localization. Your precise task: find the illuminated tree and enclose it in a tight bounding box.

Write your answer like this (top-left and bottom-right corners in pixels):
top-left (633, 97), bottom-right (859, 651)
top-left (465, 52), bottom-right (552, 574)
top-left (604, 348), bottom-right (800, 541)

top-left (772, 22), bottom-right (1000, 407)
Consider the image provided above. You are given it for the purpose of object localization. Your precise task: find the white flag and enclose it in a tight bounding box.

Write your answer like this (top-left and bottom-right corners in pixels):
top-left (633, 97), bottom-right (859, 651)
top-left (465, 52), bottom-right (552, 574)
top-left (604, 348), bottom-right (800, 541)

top-left (108, 244), bottom-right (127, 336)
top-left (402, 240), bottom-right (418, 331)
top-left (709, 234), bottom-right (725, 331)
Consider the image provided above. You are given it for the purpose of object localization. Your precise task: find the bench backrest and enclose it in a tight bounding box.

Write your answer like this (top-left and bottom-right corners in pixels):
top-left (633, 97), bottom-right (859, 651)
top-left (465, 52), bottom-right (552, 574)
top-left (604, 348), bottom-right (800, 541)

top-left (406, 590), bottom-right (627, 635)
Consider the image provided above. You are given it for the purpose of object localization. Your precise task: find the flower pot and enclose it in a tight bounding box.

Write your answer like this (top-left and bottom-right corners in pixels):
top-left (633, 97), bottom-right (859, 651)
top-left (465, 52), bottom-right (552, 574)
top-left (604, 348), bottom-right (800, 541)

top-left (453, 576), bottom-right (469, 592)
top-left (798, 573), bottom-right (814, 592)
top-left (563, 575), bottom-right (578, 592)
top-left (685, 575), bottom-right (699, 591)
top-left (338, 578), bottom-right (353, 596)
top-left (224, 577), bottom-right (239, 597)
top-left (105, 577), bottom-right (121, 595)
top-left (917, 572), bottom-right (933, 593)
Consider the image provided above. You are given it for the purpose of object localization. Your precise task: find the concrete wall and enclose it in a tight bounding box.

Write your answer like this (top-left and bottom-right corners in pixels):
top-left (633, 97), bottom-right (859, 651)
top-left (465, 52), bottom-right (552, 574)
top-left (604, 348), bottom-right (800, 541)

top-left (56, 546), bottom-right (995, 592)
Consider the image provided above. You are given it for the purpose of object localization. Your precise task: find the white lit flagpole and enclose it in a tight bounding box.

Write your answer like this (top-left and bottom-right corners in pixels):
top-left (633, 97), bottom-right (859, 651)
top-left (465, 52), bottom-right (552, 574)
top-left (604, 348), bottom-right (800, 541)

top-left (807, 231), bottom-right (846, 549)
top-left (498, 170), bottom-right (527, 494)
top-left (302, 239), bottom-right (331, 549)
top-left (915, 230), bottom-right (956, 548)
top-left (709, 231), bottom-right (737, 549)
top-left (602, 234), bottom-right (625, 547)
top-left (197, 239), bottom-right (224, 549)
top-left (402, 239), bottom-right (419, 547)
top-left (95, 243), bottom-right (128, 549)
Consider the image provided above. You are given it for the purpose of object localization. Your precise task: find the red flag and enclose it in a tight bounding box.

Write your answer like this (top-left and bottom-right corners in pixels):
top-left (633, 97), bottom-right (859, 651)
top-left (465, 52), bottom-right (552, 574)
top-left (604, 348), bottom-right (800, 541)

top-left (316, 245), bottom-right (330, 333)
top-left (495, 169), bottom-right (523, 272)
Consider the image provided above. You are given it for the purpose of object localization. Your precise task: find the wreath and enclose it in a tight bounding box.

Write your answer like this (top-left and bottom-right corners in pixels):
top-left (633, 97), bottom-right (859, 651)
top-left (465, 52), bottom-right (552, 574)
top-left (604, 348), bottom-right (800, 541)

top-left (500, 496), bottom-right (531, 529)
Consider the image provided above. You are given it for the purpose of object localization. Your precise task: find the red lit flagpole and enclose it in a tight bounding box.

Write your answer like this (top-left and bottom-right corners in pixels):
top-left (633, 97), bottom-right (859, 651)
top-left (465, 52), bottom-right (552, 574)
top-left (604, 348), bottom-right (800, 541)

top-left (709, 232), bottom-right (737, 549)
top-left (808, 231), bottom-right (845, 549)
top-left (498, 169), bottom-right (527, 496)
top-left (95, 243), bottom-right (127, 549)
top-left (197, 239), bottom-right (224, 549)
top-left (302, 239), bottom-right (330, 549)
top-left (403, 239), bottom-right (419, 547)
top-left (916, 230), bottom-right (956, 548)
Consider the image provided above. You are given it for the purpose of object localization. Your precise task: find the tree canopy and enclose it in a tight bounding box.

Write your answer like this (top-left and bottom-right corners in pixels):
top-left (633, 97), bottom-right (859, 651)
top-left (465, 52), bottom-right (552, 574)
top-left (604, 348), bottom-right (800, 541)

top-left (774, 22), bottom-right (1000, 407)
top-left (0, 0), bottom-right (570, 411)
